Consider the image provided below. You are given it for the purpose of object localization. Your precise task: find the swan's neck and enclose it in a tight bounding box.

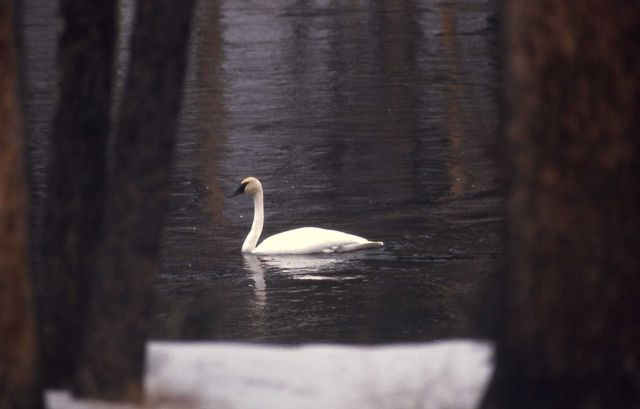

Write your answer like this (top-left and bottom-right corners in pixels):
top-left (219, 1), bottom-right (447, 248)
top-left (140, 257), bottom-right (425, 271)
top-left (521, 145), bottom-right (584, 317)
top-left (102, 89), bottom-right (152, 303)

top-left (242, 190), bottom-right (264, 253)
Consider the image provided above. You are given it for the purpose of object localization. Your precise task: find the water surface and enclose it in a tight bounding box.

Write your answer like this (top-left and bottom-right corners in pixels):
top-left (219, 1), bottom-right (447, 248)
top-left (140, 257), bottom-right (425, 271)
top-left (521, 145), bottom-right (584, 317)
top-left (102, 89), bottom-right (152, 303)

top-left (23, 0), bottom-right (503, 343)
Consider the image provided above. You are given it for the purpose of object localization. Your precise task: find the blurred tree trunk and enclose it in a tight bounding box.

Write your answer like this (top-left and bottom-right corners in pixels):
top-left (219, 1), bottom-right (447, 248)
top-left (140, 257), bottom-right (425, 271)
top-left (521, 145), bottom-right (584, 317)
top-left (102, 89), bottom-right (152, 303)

top-left (39, 0), bottom-right (115, 388)
top-left (0, 2), bottom-right (42, 408)
top-left (483, 1), bottom-right (640, 408)
top-left (75, 0), bottom-right (196, 401)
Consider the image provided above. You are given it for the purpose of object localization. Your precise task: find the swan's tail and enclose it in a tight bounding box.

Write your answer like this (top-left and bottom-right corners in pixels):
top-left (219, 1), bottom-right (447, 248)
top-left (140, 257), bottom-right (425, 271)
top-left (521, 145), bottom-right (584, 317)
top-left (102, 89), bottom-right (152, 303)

top-left (332, 241), bottom-right (384, 253)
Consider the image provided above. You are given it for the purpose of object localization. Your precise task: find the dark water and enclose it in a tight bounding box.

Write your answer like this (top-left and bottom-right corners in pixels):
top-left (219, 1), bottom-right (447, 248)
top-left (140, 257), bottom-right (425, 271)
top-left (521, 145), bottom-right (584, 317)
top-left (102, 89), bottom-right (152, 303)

top-left (23, 0), bottom-right (503, 343)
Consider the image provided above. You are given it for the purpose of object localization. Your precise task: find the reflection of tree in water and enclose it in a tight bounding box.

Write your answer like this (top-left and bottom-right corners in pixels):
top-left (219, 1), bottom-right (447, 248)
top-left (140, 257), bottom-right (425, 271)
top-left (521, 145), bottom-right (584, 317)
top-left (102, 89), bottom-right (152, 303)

top-left (441, 2), bottom-right (467, 198)
top-left (196, 0), bottom-right (227, 223)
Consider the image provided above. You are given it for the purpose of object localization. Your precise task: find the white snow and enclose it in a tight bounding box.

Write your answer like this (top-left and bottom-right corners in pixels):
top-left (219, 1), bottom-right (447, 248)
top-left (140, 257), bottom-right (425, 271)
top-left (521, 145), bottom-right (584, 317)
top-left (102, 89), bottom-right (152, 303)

top-left (47, 340), bottom-right (493, 409)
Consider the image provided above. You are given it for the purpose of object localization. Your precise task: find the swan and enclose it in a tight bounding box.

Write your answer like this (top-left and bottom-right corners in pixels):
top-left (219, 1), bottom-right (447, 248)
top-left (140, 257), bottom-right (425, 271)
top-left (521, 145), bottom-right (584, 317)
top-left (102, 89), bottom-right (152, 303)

top-left (230, 177), bottom-right (384, 255)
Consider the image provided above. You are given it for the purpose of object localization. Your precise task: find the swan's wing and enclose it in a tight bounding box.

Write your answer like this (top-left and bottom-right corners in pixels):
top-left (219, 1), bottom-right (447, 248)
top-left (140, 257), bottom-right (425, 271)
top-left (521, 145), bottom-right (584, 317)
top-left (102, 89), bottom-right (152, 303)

top-left (253, 227), bottom-right (382, 255)
top-left (329, 241), bottom-right (384, 253)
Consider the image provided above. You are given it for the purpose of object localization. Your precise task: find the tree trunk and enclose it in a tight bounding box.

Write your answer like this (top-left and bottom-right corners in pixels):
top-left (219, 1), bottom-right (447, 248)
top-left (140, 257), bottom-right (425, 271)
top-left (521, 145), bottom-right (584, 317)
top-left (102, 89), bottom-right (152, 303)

top-left (39, 0), bottom-right (115, 388)
top-left (0, 2), bottom-right (42, 408)
top-left (75, 0), bottom-right (196, 401)
top-left (483, 1), bottom-right (640, 408)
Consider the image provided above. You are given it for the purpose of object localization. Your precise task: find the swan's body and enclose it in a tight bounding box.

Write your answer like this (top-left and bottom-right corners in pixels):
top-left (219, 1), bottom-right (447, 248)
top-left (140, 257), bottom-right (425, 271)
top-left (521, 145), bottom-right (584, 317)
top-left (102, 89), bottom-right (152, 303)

top-left (254, 227), bottom-right (381, 255)
top-left (231, 177), bottom-right (383, 255)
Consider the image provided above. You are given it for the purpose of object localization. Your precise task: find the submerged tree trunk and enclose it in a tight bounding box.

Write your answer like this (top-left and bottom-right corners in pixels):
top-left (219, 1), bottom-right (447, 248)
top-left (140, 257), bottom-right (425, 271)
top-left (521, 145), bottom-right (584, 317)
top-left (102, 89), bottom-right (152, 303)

top-left (75, 0), bottom-right (196, 401)
top-left (0, 2), bottom-right (42, 408)
top-left (483, 1), bottom-right (640, 408)
top-left (39, 0), bottom-right (115, 388)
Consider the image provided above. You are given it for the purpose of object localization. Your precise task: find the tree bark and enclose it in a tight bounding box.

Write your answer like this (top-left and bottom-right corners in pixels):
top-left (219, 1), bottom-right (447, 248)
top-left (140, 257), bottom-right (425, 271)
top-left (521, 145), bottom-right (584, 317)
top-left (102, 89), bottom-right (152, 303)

top-left (75, 0), bottom-right (196, 401)
top-left (483, 1), bottom-right (640, 408)
top-left (0, 2), bottom-right (42, 408)
top-left (39, 0), bottom-right (115, 388)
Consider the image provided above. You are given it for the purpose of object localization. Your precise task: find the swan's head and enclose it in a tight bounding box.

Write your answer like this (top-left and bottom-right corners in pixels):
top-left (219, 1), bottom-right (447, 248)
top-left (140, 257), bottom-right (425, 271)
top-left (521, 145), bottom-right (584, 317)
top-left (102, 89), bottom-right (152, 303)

top-left (230, 176), bottom-right (262, 197)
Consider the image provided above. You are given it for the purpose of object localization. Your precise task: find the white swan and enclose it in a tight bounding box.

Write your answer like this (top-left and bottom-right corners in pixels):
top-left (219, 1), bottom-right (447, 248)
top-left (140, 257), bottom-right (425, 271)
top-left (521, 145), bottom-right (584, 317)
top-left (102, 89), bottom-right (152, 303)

top-left (230, 177), bottom-right (384, 255)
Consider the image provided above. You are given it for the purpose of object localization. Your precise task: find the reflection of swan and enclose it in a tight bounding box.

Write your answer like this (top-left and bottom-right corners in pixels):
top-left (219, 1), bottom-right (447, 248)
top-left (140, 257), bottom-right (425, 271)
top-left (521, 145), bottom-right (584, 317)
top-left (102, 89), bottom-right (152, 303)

top-left (243, 255), bottom-right (266, 292)
top-left (244, 253), bottom-right (363, 282)
top-left (242, 255), bottom-right (266, 309)
top-left (259, 255), bottom-right (342, 271)
top-left (230, 177), bottom-right (383, 255)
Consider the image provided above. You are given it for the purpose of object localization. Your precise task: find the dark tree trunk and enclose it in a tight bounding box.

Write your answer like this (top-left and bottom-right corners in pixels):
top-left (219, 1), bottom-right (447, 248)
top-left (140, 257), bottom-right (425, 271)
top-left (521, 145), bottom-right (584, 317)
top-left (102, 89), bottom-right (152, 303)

top-left (0, 2), bottom-right (42, 408)
top-left (75, 0), bottom-right (196, 401)
top-left (483, 1), bottom-right (640, 408)
top-left (39, 0), bottom-right (115, 388)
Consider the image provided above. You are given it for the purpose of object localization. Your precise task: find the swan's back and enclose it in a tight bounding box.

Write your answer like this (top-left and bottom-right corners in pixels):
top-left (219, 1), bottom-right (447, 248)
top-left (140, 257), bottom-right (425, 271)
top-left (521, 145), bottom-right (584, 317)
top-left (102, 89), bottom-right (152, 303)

top-left (253, 227), bottom-right (383, 255)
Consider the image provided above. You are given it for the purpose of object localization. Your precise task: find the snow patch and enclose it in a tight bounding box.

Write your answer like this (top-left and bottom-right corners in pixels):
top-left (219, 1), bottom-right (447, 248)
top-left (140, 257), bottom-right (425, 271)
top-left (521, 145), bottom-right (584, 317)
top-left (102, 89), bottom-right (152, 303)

top-left (47, 340), bottom-right (493, 409)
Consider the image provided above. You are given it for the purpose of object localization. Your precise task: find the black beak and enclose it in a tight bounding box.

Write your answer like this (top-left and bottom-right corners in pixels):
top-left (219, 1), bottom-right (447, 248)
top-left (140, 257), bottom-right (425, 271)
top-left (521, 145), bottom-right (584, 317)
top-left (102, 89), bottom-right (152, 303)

top-left (229, 182), bottom-right (247, 198)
